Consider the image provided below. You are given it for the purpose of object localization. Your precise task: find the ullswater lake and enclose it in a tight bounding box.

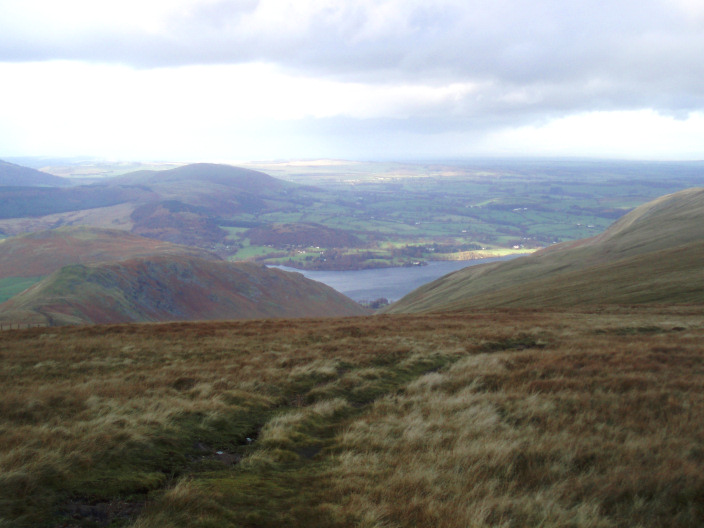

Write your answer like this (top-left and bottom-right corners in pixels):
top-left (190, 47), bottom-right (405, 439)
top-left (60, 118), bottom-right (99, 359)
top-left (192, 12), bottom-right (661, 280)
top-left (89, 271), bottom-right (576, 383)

top-left (273, 256), bottom-right (522, 303)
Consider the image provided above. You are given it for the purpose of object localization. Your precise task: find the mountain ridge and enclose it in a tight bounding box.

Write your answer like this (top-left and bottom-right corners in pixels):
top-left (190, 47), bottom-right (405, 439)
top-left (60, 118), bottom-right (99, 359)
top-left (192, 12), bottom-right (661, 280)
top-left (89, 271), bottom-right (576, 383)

top-left (0, 255), bottom-right (369, 325)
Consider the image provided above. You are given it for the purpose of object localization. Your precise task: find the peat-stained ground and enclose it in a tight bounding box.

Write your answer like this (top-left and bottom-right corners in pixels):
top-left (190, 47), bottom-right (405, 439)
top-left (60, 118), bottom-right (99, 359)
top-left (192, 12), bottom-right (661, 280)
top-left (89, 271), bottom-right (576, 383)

top-left (1, 305), bottom-right (703, 527)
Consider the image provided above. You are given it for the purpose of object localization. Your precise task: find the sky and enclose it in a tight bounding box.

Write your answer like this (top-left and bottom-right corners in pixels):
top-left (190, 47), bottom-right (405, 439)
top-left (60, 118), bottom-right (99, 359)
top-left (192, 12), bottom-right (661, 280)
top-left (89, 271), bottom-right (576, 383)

top-left (1, 0), bottom-right (703, 162)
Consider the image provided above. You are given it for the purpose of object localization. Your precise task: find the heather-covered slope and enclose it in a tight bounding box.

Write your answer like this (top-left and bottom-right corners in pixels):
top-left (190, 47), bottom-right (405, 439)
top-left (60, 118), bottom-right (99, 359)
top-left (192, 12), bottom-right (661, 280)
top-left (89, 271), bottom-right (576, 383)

top-left (0, 255), bottom-right (368, 324)
top-left (386, 187), bottom-right (704, 312)
top-left (0, 226), bottom-right (220, 279)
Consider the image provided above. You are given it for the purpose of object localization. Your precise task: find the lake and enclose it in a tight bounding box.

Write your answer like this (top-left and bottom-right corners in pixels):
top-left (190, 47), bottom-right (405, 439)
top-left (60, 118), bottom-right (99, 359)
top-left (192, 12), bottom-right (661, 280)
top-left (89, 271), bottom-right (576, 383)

top-left (273, 256), bottom-right (520, 302)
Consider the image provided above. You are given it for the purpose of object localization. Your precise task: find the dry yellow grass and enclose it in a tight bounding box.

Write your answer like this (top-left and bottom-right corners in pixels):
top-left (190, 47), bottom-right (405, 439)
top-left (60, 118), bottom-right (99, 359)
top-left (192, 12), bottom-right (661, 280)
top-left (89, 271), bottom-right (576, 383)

top-left (1, 306), bottom-right (703, 527)
top-left (332, 323), bottom-right (704, 527)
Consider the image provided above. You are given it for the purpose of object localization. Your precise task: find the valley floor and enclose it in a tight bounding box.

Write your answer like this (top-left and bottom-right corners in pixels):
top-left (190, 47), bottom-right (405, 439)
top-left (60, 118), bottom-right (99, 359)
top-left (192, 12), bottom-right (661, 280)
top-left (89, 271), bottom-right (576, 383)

top-left (1, 305), bottom-right (703, 527)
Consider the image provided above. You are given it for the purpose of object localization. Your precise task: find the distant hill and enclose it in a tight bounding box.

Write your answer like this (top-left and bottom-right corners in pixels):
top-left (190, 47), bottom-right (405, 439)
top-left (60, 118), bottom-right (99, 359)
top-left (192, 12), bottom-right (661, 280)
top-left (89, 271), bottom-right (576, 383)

top-left (129, 200), bottom-right (229, 248)
top-left (0, 255), bottom-right (369, 325)
top-left (0, 163), bottom-right (311, 251)
top-left (0, 160), bottom-right (71, 187)
top-left (386, 187), bottom-right (704, 312)
top-left (0, 163), bottom-right (294, 221)
top-left (110, 163), bottom-right (288, 193)
top-left (110, 163), bottom-right (296, 215)
top-left (0, 226), bottom-right (220, 279)
top-left (0, 184), bottom-right (148, 220)
top-left (113, 164), bottom-right (308, 248)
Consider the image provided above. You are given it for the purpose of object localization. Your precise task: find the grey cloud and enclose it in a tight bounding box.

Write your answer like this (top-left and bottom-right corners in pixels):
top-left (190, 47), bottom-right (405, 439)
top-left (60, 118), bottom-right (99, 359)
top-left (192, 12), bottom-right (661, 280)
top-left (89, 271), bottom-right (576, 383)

top-left (0, 1), bottom-right (689, 74)
top-left (1, 0), bottom-right (703, 125)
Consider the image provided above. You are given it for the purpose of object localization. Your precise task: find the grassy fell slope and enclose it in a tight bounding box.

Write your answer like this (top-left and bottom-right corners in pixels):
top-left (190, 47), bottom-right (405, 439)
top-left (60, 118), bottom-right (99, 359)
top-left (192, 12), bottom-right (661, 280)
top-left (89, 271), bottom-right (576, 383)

top-left (549, 185), bottom-right (704, 256)
top-left (0, 255), bottom-right (369, 325)
top-left (1, 306), bottom-right (703, 527)
top-left (386, 187), bottom-right (704, 313)
top-left (0, 226), bottom-right (220, 279)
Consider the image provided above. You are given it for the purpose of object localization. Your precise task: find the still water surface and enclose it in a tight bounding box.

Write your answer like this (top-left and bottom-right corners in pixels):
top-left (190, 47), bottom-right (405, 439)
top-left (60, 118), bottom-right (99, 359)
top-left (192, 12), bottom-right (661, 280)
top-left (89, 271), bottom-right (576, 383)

top-left (273, 256), bottom-right (520, 302)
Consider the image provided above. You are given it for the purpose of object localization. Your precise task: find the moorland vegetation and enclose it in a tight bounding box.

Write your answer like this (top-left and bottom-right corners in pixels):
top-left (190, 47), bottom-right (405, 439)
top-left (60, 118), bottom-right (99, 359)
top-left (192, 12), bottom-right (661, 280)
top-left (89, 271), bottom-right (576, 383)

top-left (1, 306), bottom-right (703, 527)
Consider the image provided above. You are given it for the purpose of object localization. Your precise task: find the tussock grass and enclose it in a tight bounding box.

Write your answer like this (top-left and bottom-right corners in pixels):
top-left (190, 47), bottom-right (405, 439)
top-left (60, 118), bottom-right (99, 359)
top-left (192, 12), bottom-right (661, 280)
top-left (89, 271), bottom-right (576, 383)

top-left (1, 306), bottom-right (703, 526)
top-left (329, 311), bottom-right (704, 528)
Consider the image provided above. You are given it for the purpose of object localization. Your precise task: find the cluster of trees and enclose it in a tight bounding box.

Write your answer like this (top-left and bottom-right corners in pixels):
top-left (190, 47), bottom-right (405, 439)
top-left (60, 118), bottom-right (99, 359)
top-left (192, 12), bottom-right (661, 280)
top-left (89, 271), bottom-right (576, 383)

top-left (358, 298), bottom-right (390, 309)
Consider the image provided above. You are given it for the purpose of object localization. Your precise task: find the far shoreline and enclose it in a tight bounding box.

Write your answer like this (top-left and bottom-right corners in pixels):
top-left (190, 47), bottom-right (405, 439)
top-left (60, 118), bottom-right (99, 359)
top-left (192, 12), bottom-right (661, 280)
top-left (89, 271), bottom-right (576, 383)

top-left (270, 254), bottom-right (527, 303)
top-left (263, 249), bottom-right (534, 273)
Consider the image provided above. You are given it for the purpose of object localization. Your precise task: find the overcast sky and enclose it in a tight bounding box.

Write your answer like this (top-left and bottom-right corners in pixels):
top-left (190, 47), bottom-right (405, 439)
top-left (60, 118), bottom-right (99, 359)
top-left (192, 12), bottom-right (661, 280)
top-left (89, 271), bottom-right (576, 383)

top-left (1, 0), bottom-right (703, 161)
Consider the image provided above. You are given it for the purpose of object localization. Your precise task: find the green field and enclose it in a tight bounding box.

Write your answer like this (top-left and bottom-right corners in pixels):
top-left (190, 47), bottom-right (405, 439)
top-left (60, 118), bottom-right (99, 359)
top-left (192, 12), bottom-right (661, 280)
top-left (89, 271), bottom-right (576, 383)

top-left (210, 160), bottom-right (704, 269)
top-left (12, 158), bottom-right (703, 271)
top-left (0, 276), bottom-right (43, 303)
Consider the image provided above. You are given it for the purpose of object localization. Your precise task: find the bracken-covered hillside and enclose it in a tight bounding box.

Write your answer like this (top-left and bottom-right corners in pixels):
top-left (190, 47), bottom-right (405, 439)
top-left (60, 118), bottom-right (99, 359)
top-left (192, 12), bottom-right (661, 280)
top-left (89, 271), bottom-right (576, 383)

top-left (0, 255), bottom-right (369, 325)
top-left (0, 226), bottom-right (220, 279)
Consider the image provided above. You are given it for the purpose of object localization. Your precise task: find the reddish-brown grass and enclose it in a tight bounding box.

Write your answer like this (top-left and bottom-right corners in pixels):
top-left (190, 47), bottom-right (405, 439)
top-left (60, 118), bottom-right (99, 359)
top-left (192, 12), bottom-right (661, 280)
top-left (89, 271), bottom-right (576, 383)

top-left (1, 305), bottom-right (703, 527)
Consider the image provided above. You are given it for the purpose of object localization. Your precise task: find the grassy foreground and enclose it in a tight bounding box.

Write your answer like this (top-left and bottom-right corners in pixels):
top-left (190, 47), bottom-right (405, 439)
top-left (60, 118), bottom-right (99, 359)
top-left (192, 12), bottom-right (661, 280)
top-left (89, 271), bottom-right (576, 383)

top-left (1, 306), bottom-right (703, 527)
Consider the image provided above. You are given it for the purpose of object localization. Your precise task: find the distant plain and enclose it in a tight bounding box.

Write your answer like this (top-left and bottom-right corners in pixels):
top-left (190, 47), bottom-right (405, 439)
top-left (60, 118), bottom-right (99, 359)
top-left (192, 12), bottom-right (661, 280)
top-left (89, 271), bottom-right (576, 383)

top-left (4, 158), bottom-right (703, 272)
